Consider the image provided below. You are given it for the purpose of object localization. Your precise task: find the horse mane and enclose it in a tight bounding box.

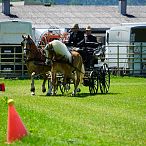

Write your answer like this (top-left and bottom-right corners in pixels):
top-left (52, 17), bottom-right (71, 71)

top-left (49, 40), bottom-right (72, 63)
top-left (28, 37), bottom-right (46, 62)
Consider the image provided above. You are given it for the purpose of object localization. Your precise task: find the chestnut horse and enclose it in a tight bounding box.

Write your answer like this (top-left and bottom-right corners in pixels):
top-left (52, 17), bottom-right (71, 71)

top-left (44, 40), bottom-right (85, 96)
top-left (21, 35), bottom-right (51, 96)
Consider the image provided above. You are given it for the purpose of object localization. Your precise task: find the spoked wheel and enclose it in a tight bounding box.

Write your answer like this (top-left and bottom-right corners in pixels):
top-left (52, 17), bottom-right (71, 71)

top-left (59, 78), bottom-right (71, 94)
top-left (99, 63), bottom-right (110, 94)
top-left (89, 71), bottom-right (98, 95)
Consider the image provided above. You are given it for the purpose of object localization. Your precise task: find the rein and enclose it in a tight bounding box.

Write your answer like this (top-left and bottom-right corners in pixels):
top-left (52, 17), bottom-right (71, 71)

top-left (46, 47), bottom-right (85, 74)
top-left (67, 62), bottom-right (85, 75)
top-left (45, 42), bottom-right (84, 74)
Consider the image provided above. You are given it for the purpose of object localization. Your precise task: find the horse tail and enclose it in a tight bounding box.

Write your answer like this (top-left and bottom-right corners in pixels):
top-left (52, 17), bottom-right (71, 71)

top-left (79, 63), bottom-right (85, 84)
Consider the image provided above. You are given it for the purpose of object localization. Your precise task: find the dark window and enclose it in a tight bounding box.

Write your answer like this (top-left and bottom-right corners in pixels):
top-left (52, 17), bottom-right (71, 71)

top-left (131, 27), bottom-right (146, 42)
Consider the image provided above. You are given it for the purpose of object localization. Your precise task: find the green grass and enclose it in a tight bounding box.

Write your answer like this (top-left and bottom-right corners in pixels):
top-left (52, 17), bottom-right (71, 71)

top-left (0, 76), bottom-right (146, 146)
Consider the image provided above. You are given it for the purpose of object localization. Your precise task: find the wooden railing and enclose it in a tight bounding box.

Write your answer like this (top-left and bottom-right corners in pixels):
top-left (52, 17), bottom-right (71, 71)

top-left (0, 45), bottom-right (28, 78)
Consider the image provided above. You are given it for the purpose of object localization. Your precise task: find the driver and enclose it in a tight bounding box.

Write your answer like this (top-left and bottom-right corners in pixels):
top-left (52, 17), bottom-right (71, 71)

top-left (68, 24), bottom-right (84, 47)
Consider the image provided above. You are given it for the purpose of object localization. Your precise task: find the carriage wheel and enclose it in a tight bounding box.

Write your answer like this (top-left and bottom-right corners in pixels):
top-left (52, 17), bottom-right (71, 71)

top-left (59, 78), bottom-right (71, 94)
top-left (89, 71), bottom-right (98, 95)
top-left (99, 63), bottom-right (110, 94)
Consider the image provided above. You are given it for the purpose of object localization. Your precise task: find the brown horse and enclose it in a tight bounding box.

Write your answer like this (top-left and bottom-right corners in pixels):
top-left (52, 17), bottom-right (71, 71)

top-left (44, 40), bottom-right (85, 96)
top-left (21, 35), bottom-right (51, 96)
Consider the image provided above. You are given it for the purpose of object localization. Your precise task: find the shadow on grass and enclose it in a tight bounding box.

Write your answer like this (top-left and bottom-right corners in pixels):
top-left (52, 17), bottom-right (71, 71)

top-left (39, 92), bottom-right (121, 98)
top-left (75, 92), bottom-right (121, 98)
top-left (39, 93), bottom-right (91, 98)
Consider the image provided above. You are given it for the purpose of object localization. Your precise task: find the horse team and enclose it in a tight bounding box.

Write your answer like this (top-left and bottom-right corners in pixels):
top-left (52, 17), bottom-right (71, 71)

top-left (21, 35), bottom-right (85, 96)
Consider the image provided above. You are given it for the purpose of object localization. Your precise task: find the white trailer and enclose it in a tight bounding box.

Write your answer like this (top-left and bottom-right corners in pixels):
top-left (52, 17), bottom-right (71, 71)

top-left (0, 20), bottom-right (32, 78)
top-left (105, 25), bottom-right (146, 75)
top-left (0, 20), bottom-right (32, 44)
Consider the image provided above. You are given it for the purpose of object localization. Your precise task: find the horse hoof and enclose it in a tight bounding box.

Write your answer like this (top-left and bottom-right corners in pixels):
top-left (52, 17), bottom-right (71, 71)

top-left (77, 88), bottom-right (81, 92)
top-left (31, 92), bottom-right (35, 96)
top-left (71, 93), bottom-right (75, 97)
top-left (42, 89), bottom-right (46, 93)
top-left (46, 93), bottom-right (51, 96)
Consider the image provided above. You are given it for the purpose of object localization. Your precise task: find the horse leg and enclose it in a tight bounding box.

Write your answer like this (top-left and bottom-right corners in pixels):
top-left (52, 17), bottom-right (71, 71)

top-left (72, 72), bottom-right (80, 96)
top-left (30, 72), bottom-right (35, 96)
top-left (64, 77), bottom-right (70, 91)
top-left (42, 75), bottom-right (47, 93)
top-left (46, 72), bottom-right (53, 96)
top-left (46, 80), bottom-right (53, 96)
top-left (52, 72), bottom-right (57, 95)
top-left (46, 72), bottom-right (57, 96)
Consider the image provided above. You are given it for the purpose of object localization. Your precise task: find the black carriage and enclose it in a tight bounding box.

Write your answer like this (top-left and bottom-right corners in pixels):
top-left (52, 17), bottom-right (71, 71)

top-left (77, 42), bottom-right (110, 95)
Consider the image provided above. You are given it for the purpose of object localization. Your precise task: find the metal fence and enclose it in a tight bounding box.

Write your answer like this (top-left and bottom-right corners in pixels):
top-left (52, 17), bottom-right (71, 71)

top-left (0, 43), bottom-right (146, 78)
top-left (105, 44), bottom-right (146, 76)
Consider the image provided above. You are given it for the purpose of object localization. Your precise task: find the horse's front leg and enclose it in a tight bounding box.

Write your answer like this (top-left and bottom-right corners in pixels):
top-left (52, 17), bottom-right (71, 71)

top-left (42, 75), bottom-right (47, 93)
top-left (46, 72), bottom-right (57, 96)
top-left (72, 73), bottom-right (80, 96)
top-left (46, 80), bottom-right (53, 96)
top-left (63, 77), bottom-right (70, 92)
top-left (52, 72), bottom-right (57, 95)
top-left (30, 72), bottom-right (35, 96)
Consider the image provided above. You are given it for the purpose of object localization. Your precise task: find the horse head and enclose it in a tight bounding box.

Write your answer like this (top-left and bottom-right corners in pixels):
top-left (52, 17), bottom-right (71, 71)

top-left (21, 35), bottom-right (35, 60)
top-left (44, 43), bottom-right (54, 61)
top-left (21, 35), bottom-right (46, 62)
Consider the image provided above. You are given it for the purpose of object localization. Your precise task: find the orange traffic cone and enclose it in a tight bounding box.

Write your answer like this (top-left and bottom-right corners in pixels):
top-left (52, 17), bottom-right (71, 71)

top-left (7, 99), bottom-right (28, 144)
top-left (0, 83), bottom-right (5, 92)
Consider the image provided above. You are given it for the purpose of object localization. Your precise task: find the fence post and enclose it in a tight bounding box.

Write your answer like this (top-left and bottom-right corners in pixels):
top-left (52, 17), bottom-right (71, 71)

top-left (140, 43), bottom-right (143, 75)
top-left (117, 45), bottom-right (120, 75)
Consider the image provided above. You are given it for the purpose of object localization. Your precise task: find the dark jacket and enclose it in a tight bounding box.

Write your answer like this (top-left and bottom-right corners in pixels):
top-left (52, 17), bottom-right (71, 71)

top-left (68, 31), bottom-right (84, 47)
top-left (85, 34), bottom-right (97, 43)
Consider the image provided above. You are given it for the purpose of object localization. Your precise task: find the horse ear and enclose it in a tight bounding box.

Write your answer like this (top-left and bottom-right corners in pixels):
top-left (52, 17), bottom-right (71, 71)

top-left (22, 35), bottom-right (25, 39)
top-left (28, 35), bottom-right (31, 39)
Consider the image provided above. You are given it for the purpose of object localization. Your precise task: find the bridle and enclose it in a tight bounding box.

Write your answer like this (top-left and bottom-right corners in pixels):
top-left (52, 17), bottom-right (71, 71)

top-left (21, 35), bottom-right (49, 64)
top-left (21, 36), bottom-right (35, 62)
top-left (21, 37), bottom-right (33, 52)
top-left (44, 43), bottom-right (55, 60)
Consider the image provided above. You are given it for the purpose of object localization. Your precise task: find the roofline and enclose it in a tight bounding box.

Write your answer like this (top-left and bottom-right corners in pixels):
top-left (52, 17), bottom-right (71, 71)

top-left (66, 28), bottom-right (109, 33)
top-left (0, 19), bottom-right (32, 23)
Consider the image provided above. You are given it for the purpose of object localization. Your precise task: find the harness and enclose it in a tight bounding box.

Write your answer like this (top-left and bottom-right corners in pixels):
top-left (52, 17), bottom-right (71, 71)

top-left (47, 50), bottom-right (84, 74)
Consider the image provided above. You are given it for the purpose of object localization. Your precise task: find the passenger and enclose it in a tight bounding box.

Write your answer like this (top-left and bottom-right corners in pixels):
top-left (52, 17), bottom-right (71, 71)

top-left (84, 26), bottom-right (98, 68)
top-left (85, 26), bottom-right (97, 43)
top-left (68, 24), bottom-right (84, 47)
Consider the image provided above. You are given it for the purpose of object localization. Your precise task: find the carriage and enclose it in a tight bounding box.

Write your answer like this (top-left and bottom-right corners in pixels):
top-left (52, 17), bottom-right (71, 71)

top-left (52, 41), bottom-right (110, 95)
top-left (38, 30), bottom-right (110, 95)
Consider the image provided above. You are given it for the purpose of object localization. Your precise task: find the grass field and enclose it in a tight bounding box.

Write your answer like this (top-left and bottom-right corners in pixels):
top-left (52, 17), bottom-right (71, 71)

top-left (0, 76), bottom-right (146, 146)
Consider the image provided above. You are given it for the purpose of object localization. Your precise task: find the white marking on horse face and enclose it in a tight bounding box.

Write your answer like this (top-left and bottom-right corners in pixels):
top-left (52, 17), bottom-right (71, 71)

top-left (24, 49), bottom-right (27, 55)
top-left (23, 40), bottom-right (27, 50)
top-left (22, 39), bottom-right (27, 55)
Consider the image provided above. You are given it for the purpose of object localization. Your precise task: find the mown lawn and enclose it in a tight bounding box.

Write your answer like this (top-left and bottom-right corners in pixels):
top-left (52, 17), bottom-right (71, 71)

top-left (0, 76), bottom-right (146, 146)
